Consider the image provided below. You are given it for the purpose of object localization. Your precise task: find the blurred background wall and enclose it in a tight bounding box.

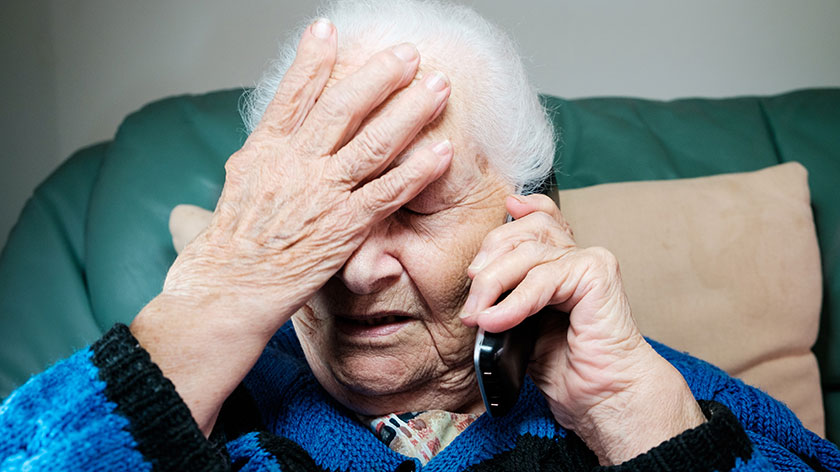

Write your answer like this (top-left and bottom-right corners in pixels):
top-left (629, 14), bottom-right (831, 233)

top-left (2, 0), bottom-right (839, 248)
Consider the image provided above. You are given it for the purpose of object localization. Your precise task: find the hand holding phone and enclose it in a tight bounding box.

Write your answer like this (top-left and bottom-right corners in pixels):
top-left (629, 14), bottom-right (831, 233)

top-left (473, 292), bottom-right (542, 416)
top-left (472, 214), bottom-right (544, 417)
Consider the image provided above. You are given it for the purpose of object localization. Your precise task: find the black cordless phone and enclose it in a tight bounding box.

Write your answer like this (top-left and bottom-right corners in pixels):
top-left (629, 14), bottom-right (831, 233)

top-left (473, 294), bottom-right (542, 417)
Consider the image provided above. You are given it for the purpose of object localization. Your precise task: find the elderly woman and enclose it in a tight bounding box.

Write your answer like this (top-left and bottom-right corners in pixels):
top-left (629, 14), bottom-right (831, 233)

top-left (1, 1), bottom-right (838, 471)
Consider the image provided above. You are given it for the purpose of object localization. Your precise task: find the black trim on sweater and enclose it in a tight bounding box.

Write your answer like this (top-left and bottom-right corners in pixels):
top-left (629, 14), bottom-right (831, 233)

top-left (257, 432), bottom-right (332, 472)
top-left (215, 382), bottom-right (265, 442)
top-left (466, 433), bottom-right (598, 471)
top-left (468, 400), bottom-right (753, 471)
top-left (91, 323), bottom-right (229, 471)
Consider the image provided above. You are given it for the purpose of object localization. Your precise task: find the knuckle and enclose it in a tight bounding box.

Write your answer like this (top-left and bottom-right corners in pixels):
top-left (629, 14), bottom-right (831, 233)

top-left (509, 289), bottom-right (529, 306)
top-left (390, 157), bottom-right (430, 188)
top-left (534, 193), bottom-right (554, 206)
top-left (528, 211), bottom-right (571, 244)
top-left (404, 156), bottom-right (432, 181)
top-left (296, 42), bottom-right (332, 69)
top-left (270, 87), bottom-right (311, 126)
top-left (474, 270), bottom-right (503, 293)
top-left (503, 290), bottom-right (525, 312)
top-left (363, 176), bottom-right (404, 212)
top-left (407, 85), bottom-right (439, 110)
top-left (586, 246), bottom-right (620, 273)
top-left (331, 156), bottom-right (362, 183)
top-left (535, 193), bottom-right (560, 213)
top-left (354, 126), bottom-right (392, 159)
top-left (563, 223), bottom-right (575, 240)
top-left (380, 172), bottom-right (408, 198)
top-left (483, 228), bottom-right (507, 251)
top-left (224, 149), bottom-right (250, 175)
top-left (532, 211), bottom-right (556, 228)
top-left (215, 199), bottom-right (239, 222)
top-left (274, 74), bottom-right (305, 102)
top-left (258, 117), bottom-right (291, 136)
top-left (520, 212), bottom-right (554, 242)
top-left (318, 91), bottom-right (356, 124)
top-left (224, 154), bottom-right (240, 174)
top-left (374, 50), bottom-right (408, 81)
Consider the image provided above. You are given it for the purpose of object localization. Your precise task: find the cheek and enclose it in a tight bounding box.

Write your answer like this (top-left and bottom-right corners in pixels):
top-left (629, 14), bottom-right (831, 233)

top-left (399, 216), bottom-right (490, 342)
top-left (402, 223), bottom-right (475, 315)
top-left (290, 302), bottom-right (331, 369)
top-left (291, 302), bottom-right (324, 338)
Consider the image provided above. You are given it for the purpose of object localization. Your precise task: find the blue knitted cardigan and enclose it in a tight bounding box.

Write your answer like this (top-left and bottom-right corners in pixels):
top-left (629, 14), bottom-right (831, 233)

top-left (1, 323), bottom-right (839, 471)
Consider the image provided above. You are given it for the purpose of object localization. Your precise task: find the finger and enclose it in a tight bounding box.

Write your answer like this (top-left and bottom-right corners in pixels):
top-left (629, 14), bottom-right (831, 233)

top-left (507, 193), bottom-right (574, 241)
top-left (297, 43), bottom-right (421, 155)
top-left (475, 263), bottom-right (563, 333)
top-left (351, 139), bottom-right (452, 223)
top-left (467, 211), bottom-right (572, 278)
top-left (477, 247), bottom-right (623, 333)
top-left (330, 70), bottom-right (450, 186)
top-left (460, 241), bottom-right (552, 323)
top-left (506, 194), bottom-right (563, 221)
top-left (257, 19), bottom-right (337, 136)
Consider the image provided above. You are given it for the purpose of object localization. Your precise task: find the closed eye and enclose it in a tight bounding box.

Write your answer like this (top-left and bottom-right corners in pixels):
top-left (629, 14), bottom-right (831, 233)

top-left (399, 206), bottom-right (430, 217)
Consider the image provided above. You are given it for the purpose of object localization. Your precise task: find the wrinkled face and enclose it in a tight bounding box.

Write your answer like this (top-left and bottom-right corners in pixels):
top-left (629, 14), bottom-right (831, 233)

top-left (291, 50), bottom-right (512, 415)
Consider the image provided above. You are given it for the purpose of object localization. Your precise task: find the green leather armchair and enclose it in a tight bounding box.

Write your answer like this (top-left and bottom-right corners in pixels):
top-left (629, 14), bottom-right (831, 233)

top-left (1, 88), bottom-right (838, 442)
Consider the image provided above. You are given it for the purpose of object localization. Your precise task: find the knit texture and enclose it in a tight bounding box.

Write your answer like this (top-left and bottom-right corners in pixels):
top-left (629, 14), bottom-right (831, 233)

top-left (3, 322), bottom-right (840, 471)
top-left (0, 347), bottom-right (150, 471)
top-left (90, 323), bottom-right (229, 471)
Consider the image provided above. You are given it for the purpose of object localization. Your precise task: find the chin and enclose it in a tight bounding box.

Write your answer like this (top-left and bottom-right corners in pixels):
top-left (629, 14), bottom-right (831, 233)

top-left (330, 352), bottom-right (421, 397)
top-left (307, 354), bottom-right (430, 414)
top-left (312, 353), bottom-right (482, 416)
top-left (294, 317), bottom-right (481, 414)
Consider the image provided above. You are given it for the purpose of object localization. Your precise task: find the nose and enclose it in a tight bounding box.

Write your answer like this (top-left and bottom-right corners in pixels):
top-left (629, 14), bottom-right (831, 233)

top-left (337, 221), bottom-right (403, 295)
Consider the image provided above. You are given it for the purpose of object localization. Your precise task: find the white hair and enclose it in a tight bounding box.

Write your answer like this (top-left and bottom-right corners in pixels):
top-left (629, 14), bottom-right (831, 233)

top-left (242, 0), bottom-right (556, 194)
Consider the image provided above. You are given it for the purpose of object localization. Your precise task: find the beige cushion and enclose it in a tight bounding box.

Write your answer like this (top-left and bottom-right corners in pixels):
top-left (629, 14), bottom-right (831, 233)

top-left (170, 161), bottom-right (824, 435)
top-left (555, 162), bottom-right (824, 435)
top-left (169, 204), bottom-right (213, 254)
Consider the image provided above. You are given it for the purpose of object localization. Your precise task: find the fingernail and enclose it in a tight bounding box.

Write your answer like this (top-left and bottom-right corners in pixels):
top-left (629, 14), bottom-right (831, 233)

top-left (469, 252), bottom-right (487, 272)
top-left (432, 139), bottom-right (452, 157)
top-left (424, 71), bottom-right (448, 92)
top-left (392, 43), bottom-right (419, 62)
top-left (458, 310), bottom-right (474, 322)
top-left (311, 18), bottom-right (332, 39)
top-left (511, 194), bottom-right (527, 204)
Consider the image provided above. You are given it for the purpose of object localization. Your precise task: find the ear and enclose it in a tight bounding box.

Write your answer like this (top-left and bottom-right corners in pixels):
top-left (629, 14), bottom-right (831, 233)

top-left (169, 204), bottom-right (213, 254)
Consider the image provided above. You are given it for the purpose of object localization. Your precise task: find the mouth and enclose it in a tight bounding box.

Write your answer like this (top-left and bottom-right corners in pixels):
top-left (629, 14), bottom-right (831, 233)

top-left (334, 313), bottom-right (414, 337)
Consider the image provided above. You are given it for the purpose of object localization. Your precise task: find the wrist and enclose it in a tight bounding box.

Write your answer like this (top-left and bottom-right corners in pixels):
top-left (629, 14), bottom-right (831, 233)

top-left (130, 293), bottom-right (274, 435)
top-left (573, 348), bottom-right (706, 465)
